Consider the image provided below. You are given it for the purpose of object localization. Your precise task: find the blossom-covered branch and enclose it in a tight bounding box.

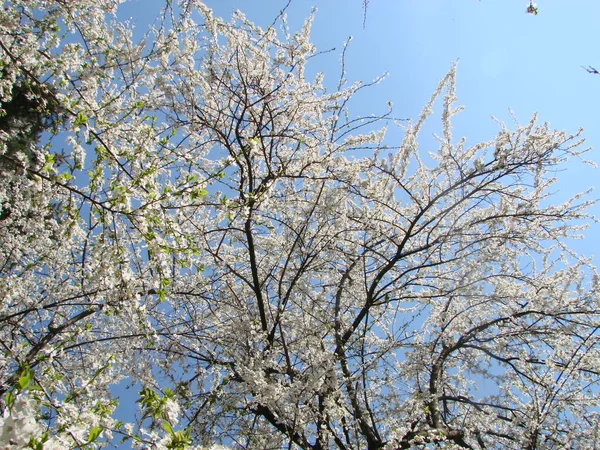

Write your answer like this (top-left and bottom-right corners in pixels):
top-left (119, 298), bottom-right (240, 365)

top-left (1, 1), bottom-right (598, 449)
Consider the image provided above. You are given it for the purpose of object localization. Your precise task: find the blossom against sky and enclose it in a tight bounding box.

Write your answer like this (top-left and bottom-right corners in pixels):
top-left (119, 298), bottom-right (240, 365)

top-left (119, 0), bottom-right (600, 257)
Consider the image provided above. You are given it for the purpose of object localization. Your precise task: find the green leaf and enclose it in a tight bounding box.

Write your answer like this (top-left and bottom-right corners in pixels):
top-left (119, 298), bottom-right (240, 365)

top-left (74, 111), bottom-right (88, 126)
top-left (59, 173), bottom-right (74, 182)
top-left (6, 390), bottom-right (14, 408)
top-left (86, 426), bottom-right (102, 443)
top-left (17, 366), bottom-right (34, 391)
top-left (190, 187), bottom-right (208, 200)
top-left (42, 154), bottom-right (56, 173)
top-left (166, 428), bottom-right (192, 449)
top-left (28, 433), bottom-right (47, 450)
top-left (163, 421), bottom-right (174, 436)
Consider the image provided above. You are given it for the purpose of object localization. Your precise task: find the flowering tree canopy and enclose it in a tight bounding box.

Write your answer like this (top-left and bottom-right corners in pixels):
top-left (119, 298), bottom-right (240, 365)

top-left (1, 1), bottom-right (599, 449)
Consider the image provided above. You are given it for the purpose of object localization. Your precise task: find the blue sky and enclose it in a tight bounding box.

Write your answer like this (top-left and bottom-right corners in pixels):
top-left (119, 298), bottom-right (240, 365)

top-left (118, 0), bottom-right (600, 258)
